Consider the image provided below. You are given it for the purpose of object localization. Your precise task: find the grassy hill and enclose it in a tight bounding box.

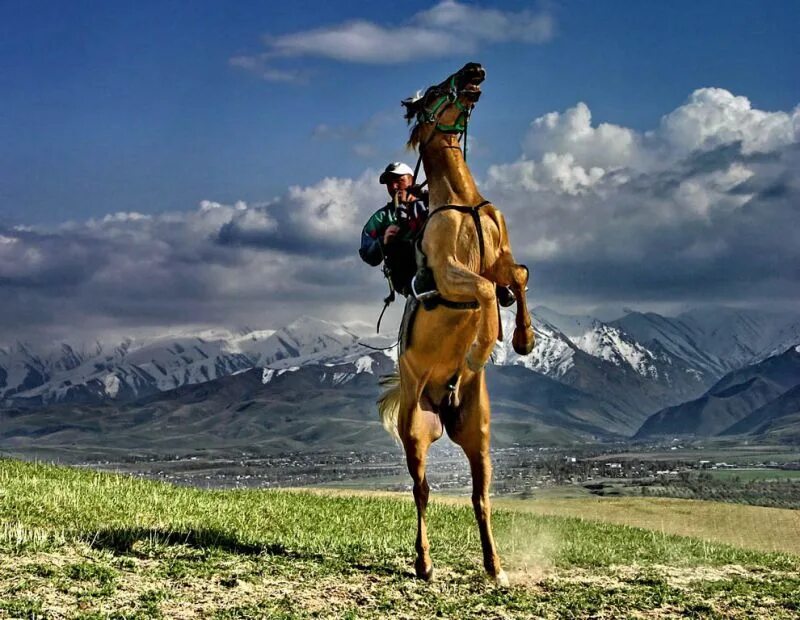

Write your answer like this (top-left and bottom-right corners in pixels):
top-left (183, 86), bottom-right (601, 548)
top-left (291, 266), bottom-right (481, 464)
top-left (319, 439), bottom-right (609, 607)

top-left (1, 459), bottom-right (799, 618)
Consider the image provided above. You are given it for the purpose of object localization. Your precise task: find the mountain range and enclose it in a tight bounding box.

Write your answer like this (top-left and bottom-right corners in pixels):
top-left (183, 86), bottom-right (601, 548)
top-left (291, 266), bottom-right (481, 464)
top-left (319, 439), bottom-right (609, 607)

top-left (1, 306), bottom-right (798, 456)
top-left (636, 344), bottom-right (800, 442)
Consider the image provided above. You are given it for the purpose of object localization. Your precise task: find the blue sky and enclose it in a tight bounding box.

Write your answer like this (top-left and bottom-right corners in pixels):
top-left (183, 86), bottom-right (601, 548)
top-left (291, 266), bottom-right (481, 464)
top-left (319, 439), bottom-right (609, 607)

top-left (2, 0), bottom-right (797, 224)
top-left (0, 0), bottom-right (799, 341)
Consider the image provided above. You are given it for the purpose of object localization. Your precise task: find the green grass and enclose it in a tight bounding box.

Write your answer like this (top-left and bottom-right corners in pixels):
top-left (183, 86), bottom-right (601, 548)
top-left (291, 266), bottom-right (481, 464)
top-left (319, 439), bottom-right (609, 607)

top-left (704, 468), bottom-right (800, 481)
top-left (1, 458), bottom-right (799, 618)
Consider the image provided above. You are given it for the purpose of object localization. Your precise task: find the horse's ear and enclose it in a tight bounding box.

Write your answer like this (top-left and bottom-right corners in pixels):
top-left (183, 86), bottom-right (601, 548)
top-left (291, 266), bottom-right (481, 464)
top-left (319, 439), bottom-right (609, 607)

top-left (402, 91), bottom-right (424, 123)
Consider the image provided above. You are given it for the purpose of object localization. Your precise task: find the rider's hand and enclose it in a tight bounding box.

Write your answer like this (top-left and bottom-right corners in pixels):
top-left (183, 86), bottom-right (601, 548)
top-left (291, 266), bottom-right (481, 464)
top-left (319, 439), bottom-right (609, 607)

top-left (383, 225), bottom-right (401, 245)
top-left (395, 188), bottom-right (415, 204)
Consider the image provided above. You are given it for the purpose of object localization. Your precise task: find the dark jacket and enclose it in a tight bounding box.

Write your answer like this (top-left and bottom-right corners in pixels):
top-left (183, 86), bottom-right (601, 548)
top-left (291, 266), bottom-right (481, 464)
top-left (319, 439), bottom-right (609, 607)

top-left (359, 195), bottom-right (428, 295)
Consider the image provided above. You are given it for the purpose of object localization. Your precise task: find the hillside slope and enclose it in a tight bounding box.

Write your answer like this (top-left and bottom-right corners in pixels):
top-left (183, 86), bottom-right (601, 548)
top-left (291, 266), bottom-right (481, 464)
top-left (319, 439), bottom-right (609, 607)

top-left (1, 358), bottom-right (638, 461)
top-left (636, 346), bottom-right (800, 438)
top-left (722, 384), bottom-right (800, 441)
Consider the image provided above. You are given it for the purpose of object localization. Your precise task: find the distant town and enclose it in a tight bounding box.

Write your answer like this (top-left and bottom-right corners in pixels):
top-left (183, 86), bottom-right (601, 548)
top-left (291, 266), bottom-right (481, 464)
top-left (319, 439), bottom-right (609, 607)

top-left (74, 441), bottom-right (800, 509)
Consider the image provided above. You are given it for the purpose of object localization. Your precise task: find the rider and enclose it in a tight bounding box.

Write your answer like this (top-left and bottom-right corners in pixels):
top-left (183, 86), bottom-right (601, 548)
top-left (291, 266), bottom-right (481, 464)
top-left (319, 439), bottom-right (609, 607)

top-left (359, 161), bottom-right (516, 306)
top-left (359, 162), bottom-right (428, 297)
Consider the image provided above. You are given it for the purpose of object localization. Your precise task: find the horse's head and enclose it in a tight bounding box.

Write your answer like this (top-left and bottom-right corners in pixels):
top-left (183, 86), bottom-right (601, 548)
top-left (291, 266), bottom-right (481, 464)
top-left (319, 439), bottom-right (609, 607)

top-left (403, 62), bottom-right (486, 150)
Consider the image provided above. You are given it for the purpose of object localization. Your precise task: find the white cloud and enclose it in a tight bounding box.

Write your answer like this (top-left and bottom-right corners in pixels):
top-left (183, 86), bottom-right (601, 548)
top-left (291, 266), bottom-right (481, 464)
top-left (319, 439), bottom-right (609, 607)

top-left (285, 173), bottom-right (380, 241)
top-left (1, 87), bottom-right (799, 343)
top-left (228, 55), bottom-right (306, 83)
top-left (485, 154), bottom-right (605, 196)
top-left (268, 21), bottom-right (453, 64)
top-left (232, 1), bottom-right (554, 81)
top-left (660, 88), bottom-right (800, 155)
top-left (411, 0), bottom-right (554, 44)
top-left (483, 88), bottom-right (800, 306)
top-left (523, 102), bottom-right (641, 170)
top-left (518, 89), bottom-right (800, 178)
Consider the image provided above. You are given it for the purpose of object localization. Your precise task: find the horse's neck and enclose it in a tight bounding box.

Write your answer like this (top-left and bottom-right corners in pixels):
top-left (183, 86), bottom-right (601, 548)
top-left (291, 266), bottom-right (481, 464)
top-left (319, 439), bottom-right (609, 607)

top-left (422, 138), bottom-right (483, 208)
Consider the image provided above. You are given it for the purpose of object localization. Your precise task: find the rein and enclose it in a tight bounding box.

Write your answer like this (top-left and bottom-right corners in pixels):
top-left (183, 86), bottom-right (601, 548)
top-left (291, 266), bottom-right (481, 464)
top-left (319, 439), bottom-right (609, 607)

top-left (408, 79), bottom-right (486, 312)
top-left (371, 70), bottom-right (480, 329)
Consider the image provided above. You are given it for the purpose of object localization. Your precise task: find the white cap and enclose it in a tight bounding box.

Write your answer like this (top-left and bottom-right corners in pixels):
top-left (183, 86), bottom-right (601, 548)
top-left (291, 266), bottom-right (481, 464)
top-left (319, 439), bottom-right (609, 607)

top-left (379, 162), bottom-right (414, 184)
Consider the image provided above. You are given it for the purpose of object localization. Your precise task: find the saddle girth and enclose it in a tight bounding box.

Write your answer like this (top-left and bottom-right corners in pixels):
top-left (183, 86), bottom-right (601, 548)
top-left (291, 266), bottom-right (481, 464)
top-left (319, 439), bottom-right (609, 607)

top-left (414, 200), bottom-right (492, 312)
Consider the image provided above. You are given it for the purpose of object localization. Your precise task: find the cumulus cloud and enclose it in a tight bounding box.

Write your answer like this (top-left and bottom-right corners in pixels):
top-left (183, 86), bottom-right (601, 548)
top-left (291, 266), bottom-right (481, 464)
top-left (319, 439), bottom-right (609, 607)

top-left (0, 173), bottom-right (388, 344)
top-left (217, 171), bottom-right (382, 256)
top-left (660, 88), bottom-right (800, 155)
top-left (520, 89), bottom-right (800, 173)
top-left (1, 87), bottom-right (798, 344)
top-left (232, 1), bottom-right (554, 81)
top-left (522, 102), bottom-right (641, 170)
top-left (485, 88), bottom-right (800, 307)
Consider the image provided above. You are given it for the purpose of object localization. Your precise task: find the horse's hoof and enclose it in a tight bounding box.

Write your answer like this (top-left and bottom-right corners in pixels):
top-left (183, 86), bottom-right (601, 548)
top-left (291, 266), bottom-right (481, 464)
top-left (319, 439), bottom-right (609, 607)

top-left (415, 562), bottom-right (434, 582)
top-left (494, 570), bottom-right (509, 587)
top-left (512, 327), bottom-right (535, 355)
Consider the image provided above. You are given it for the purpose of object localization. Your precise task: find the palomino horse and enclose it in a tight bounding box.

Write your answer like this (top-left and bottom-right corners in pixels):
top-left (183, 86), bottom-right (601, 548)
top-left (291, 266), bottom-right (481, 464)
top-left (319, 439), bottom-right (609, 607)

top-left (378, 63), bottom-right (535, 585)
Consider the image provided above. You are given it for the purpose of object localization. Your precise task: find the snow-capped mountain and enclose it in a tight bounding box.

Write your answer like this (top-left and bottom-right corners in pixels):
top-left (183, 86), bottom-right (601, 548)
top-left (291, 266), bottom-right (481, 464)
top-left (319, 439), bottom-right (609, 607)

top-left (492, 310), bottom-right (576, 377)
top-left (495, 307), bottom-right (701, 389)
top-left (0, 341), bottom-right (104, 400)
top-left (612, 307), bottom-right (800, 378)
top-left (3, 306), bottom-right (798, 432)
top-left (247, 316), bottom-right (362, 368)
top-left (636, 345), bottom-right (800, 439)
top-left (0, 317), bottom-right (395, 407)
top-left (2, 331), bottom-right (257, 406)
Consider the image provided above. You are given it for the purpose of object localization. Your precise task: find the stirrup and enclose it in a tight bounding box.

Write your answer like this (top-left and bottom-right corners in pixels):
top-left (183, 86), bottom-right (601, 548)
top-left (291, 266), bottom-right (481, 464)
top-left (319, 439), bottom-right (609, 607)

top-left (411, 275), bottom-right (439, 302)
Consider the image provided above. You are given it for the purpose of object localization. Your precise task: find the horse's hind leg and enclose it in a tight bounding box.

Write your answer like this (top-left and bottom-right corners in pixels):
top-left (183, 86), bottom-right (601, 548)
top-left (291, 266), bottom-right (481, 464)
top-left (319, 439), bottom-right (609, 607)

top-left (448, 372), bottom-right (508, 586)
top-left (404, 432), bottom-right (434, 580)
top-left (398, 359), bottom-right (442, 580)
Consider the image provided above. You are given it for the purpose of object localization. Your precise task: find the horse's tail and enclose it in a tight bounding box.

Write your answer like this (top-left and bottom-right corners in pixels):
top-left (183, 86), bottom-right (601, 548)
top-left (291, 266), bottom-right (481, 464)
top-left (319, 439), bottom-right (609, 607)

top-left (377, 373), bottom-right (402, 441)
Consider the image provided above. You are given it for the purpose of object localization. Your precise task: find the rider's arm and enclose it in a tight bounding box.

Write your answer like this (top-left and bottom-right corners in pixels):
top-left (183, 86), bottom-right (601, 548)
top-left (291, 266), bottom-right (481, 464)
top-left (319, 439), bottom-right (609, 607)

top-left (358, 209), bottom-right (388, 266)
top-left (359, 227), bottom-right (383, 266)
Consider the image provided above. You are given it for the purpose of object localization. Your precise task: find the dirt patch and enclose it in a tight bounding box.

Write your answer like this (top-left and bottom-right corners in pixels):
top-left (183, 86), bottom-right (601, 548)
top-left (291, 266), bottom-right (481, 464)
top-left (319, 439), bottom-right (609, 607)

top-left (3, 542), bottom-right (798, 619)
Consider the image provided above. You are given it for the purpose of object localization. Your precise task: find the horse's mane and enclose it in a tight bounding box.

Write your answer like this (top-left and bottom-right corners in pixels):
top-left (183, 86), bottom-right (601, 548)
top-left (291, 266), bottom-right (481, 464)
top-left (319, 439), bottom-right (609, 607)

top-left (407, 123), bottom-right (422, 151)
top-left (403, 91), bottom-right (426, 151)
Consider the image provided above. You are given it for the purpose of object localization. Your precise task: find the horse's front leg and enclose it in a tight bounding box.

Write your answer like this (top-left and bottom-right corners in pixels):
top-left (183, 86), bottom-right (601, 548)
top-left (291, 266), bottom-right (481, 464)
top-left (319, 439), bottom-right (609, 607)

top-left (508, 263), bottom-right (535, 355)
top-left (432, 257), bottom-right (498, 372)
top-left (487, 254), bottom-right (534, 355)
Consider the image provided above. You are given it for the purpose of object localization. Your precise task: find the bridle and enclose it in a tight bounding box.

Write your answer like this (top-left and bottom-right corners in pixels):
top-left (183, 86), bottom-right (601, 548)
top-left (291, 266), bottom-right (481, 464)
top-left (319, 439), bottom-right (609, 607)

top-left (415, 74), bottom-right (473, 134)
top-left (406, 73), bottom-right (477, 184)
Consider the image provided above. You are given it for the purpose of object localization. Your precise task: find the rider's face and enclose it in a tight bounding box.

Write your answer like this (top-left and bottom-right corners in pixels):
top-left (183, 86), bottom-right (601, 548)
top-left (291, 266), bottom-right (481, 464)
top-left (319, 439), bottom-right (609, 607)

top-left (385, 174), bottom-right (413, 197)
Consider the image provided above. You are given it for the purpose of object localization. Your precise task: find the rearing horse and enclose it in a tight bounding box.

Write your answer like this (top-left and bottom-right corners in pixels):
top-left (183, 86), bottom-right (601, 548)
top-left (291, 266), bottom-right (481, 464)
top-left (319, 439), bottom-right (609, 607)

top-left (378, 63), bottom-right (535, 585)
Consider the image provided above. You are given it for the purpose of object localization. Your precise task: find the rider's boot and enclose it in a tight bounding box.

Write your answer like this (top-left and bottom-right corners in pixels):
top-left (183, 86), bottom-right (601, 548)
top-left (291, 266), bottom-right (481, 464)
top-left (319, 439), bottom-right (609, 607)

top-left (496, 285), bottom-right (516, 308)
